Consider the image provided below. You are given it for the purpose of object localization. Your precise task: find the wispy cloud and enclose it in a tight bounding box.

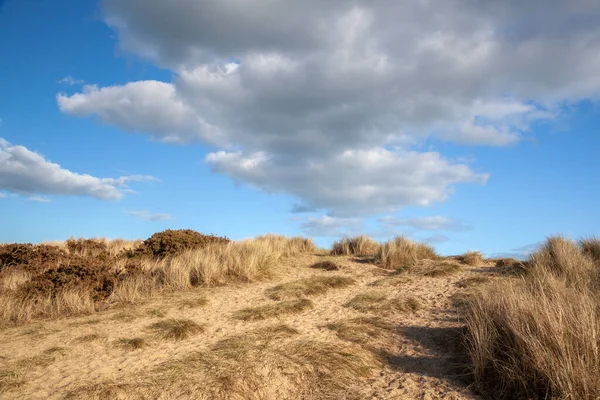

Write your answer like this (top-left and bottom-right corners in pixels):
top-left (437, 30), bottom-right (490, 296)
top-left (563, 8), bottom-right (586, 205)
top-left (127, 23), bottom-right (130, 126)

top-left (59, 76), bottom-right (84, 85)
top-left (126, 210), bottom-right (173, 221)
top-left (0, 192), bottom-right (6, 198)
top-left (28, 196), bottom-right (51, 203)
top-left (379, 216), bottom-right (470, 232)
top-left (491, 241), bottom-right (543, 260)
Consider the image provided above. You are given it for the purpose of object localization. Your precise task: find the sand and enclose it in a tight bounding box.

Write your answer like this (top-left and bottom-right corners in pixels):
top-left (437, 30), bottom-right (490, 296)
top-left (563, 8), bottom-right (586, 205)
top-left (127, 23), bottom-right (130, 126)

top-left (0, 254), bottom-right (493, 399)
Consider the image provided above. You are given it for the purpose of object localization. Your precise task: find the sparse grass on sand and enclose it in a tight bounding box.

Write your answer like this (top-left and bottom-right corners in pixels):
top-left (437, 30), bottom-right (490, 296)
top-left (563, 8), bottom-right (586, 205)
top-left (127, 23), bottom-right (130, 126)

top-left (344, 292), bottom-right (421, 314)
top-left (456, 276), bottom-right (490, 288)
top-left (265, 275), bottom-right (355, 300)
top-left (412, 259), bottom-right (462, 277)
top-left (233, 299), bottom-right (313, 321)
top-left (331, 236), bottom-right (380, 256)
top-left (148, 318), bottom-right (204, 341)
top-left (116, 337), bottom-right (147, 350)
top-left (326, 317), bottom-right (398, 346)
top-left (177, 297), bottom-right (208, 309)
top-left (66, 338), bottom-right (380, 400)
top-left (465, 235), bottom-right (600, 399)
top-left (375, 236), bottom-right (438, 270)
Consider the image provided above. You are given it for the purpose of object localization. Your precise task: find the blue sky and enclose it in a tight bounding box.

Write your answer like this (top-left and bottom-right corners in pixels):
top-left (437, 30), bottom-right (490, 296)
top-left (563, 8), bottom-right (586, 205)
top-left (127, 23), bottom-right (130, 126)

top-left (0, 0), bottom-right (598, 257)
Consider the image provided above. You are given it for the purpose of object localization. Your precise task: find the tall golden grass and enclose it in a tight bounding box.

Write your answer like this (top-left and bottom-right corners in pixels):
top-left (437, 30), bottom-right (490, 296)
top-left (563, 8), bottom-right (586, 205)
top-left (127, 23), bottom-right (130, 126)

top-left (465, 236), bottom-right (600, 399)
top-left (331, 235), bottom-right (380, 256)
top-left (375, 236), bottom-right (438, 269)
top-left (0, 235), bottom-right (316, 326)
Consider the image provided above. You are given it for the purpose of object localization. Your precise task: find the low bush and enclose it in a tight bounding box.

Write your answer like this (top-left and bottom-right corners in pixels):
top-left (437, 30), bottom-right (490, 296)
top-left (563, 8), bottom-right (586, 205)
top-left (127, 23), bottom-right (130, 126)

top-left (141, 229), bottom-right (231, 258)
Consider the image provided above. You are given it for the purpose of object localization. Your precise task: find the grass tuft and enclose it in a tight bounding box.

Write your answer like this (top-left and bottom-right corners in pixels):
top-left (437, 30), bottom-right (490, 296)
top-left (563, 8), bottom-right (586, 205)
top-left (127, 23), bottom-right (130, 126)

top-left (375, 236), bottom-right (438, 270)
top-left (310, 260), bottom-right (340, 271)
top-left (149, 318), bottom-right (204, 341)
top-left (465, 235), bottom-right (600, 399)
top-left (331, 236), bottom-right (380, 256)
top-left (265, 275), bottom-right (355, 300)
top-left (117, 337), bottom-right (147, 350)
top-left (233, 299), bottom-right (313, 321)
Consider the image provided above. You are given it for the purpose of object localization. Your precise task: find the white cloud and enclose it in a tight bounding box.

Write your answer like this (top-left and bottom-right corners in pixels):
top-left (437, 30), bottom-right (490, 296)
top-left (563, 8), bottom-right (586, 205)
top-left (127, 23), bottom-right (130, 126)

top-left (126, 210), bottom-right (173, 221)
top-left (298, 216), bottom-right (363, 237)
top-left (57, 0), bottom-right (600, 216)
top-left (0, 192), bottom-right (6, 198)
top-left (59, 76), bottom-right (84, 85)
top-left (57, 82), bottom-right (222, 144)
top-left (379, 216), bottom-right (470, 232)
top-left (0, 138), bottom-right (155, 199)
top-left (28, 196), bottom-right (51, 203)
top-left (208, 148), bottom-right (487, 216)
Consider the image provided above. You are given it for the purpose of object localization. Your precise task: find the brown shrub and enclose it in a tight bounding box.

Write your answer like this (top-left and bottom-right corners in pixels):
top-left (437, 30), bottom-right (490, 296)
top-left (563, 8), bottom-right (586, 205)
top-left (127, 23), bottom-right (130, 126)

top-left (141, 229), bottom-right (231, 258)
top-left (66, 238), bottom-right (108, 256)
top-left (20, 262), bottom-right (115, 301)
top-left (0, 244), bottom-right (68, 273)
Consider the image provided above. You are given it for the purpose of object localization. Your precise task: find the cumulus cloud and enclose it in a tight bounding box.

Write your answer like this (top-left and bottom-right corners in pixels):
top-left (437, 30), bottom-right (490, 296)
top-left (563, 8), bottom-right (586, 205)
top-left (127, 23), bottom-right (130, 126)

top-left (57, 0), bottom-right (600, 216)
top-left (126, 210), bottom-right (173, 221)
top-left (380, 216), bottom-right (470, 232)
top-left (0, 138), bottom-right (155, 199)
top-left (208, 148), bottom-right (487, 216)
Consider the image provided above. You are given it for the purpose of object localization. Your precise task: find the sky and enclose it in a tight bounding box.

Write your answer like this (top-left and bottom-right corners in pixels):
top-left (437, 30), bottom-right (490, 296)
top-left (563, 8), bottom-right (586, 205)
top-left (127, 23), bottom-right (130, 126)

top-left (0, 0), bottom-right (599, 258)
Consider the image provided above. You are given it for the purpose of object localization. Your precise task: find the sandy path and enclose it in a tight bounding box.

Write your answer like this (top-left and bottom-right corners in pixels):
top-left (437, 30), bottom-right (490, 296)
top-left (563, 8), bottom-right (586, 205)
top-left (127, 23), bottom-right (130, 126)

top-left (0, 255), bottom-right (490, 399)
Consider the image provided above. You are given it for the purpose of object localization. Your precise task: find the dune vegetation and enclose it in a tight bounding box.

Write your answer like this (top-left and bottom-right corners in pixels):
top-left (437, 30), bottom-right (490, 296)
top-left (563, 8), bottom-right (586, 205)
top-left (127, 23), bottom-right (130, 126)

top-left (0, 230), bottom-right (598, 399)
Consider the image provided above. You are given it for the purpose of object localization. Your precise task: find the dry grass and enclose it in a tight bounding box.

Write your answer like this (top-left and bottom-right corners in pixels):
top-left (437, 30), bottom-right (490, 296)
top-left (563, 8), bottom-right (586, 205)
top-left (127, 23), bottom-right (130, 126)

top-left (326, 317), bottom-right (398, 346)
top-left (1, 235), bottom-right (316, 326)
top-left (211, 324), bottom-right (300, 356)
top-left (331, 236), bottom-right (380, 256)
top-left (265, 275), bottom-right (355, 300)
top-left (0, 369), bottom-right (25, 393)
top-left (465, 235), bottom-right (600, 399)
top-left (177, 297), bottom-right (208, 309)
top-left (458, 251), bottom-right (484, 266)
top-left (0, 288), bottom-right (96, 326)
top-left (412, 259), bottom-right (462, 277)
top-left (66, 336), bottom-right (379, 399)
top-left (233, 299), bottom-right (313, 321)
top-left (116, 337), bottom-right (147, 350)
top-left (310, 260), bottom-right (341, 271)
top-left (148, 318), bottom-right (204, 341)
top-left (73, 333), bottom-right (106, 343)
top-left (344, 292), bottom-right (421, 314)
top-left (580, 236), bottom-right (600, 265)
top-left (0, 269), bottom-right (31, 292)
top-left (456, 276), bottom-right (490, 288)
top-left (375, 236), bottom-right (438, 270)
